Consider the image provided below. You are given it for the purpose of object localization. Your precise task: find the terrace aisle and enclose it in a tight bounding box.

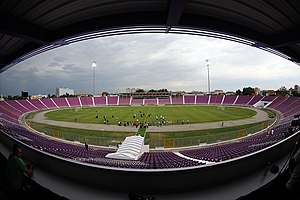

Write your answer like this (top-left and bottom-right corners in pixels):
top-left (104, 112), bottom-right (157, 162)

top-left (28, 107), bottom-right (270, 132)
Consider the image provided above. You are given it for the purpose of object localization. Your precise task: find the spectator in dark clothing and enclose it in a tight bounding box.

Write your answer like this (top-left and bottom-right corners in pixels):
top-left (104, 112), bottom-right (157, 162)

top-left (5, 144), bottom-right (34, 194)
top-left (285, 134), bottom-right (300, 199)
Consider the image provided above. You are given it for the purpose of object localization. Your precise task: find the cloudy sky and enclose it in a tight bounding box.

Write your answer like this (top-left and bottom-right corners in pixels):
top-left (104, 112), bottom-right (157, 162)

top-left (0, 33), bottom-right (299, 96)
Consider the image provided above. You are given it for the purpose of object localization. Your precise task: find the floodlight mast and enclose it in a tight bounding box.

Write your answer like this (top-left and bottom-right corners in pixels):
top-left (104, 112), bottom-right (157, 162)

top-left (92, 61), bottom-right (97, 96)
top-left (206, 59), bottom-right (211, 94)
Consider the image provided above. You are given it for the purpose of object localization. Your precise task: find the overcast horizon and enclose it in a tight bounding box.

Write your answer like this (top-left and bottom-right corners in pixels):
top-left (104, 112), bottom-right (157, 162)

top-left (0, 33), bottom-right (299, 97)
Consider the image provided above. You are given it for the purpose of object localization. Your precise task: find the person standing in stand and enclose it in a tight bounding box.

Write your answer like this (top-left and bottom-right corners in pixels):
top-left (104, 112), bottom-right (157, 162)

top-left (85, 142), bottom-right (89, 151)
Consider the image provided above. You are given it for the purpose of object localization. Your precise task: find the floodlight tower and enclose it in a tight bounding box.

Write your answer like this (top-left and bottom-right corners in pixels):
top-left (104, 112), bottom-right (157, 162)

top-left (92, 61), bottom-right (97, 96)
top-left (206, 59), bottom-right (211, 94)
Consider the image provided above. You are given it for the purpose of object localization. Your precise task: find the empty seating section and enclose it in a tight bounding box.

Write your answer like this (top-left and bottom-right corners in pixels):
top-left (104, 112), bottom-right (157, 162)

top-left (52, 98), bottom-right (69, 107)
top-left (67, 97), bottom-right (81, 107)
top-left (144, 99), bottom-right (157, 105)
top-left (209, 95), bottom-right (217, 104)
top-left (138, 152), bottom-right (203, 168)
top-left (6, 100), bottom-right (29, 114)
top-left (0, 101), bottom-right (23, 118)
top-left (40, 98), bottom-right (58, 108)
top-left (196, 95), bottom-right (209, 104)
top-left (1, 118), bottom-right (203, 169)
top-left (247, 96), bottom-right (263, 106)
top-left (158, 97), bottom-right (171, 105)
top-left (261, 96), bottom-right (276, 101)
top-left (171, 95), bottom-right (183, 105)
top-left (79, 96), bottom-right (93, 106)
top-left (0, 112), bottom-right (19, 123)
top-left (272, 97), bottom-right (300, 117)
top-left (1, 95), bottom-right (300, 169)
top-left (180, 124), bottom-right (287, 162)
top-left (94, 96), bottom-right (106, 105)
top-left (107, 96), bottom-right (118, 105)
top-left (223, 95), bottom-right (237, 105)
top-left (234, 96), bottom-right (253, 106)
top-left (131, 98), bottom-right (143, 105)
top-left (30, 99), bottom-right (47, 109)
top-left (210, 95), bottom-right (224, 104)
top-left (184, 95), bottom-right (195, 104)
top-left (17, 99), bottom-right (38, 111)
top-left (118, 96), bottom-right (131, 106)
top-left (282, 99), bottom-right (300, 117)
top-left (267, 96), bottom-right (287, 109)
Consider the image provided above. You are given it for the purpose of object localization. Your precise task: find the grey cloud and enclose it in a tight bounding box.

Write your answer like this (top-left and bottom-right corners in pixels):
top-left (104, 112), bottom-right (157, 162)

top-left (48, 62), bottom-right (61, 67)
top-left (53, 56), bottom-right (67, 62)
top-left (1, 33), bottom-right (299, 96)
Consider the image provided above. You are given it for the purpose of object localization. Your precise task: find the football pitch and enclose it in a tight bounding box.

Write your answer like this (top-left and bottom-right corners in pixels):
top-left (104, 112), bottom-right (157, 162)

top-left (27, 105), bottom-right (273, 148)
top-left (44, 105), bottom-right (257, 125)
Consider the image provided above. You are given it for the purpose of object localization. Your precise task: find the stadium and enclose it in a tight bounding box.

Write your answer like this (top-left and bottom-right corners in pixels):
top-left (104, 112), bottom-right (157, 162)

top-left (1, 1), bottom-right (300, 200)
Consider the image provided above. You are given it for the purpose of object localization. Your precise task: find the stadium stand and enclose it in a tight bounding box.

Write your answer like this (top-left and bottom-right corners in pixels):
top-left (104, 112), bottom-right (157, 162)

top-left (94, 96), bottom-right (106, 105)
top-left (1, 95), bottom-right (300, 169)
top-left (180, 123), bottom-right (288, 162)
top-left (138, 152), bottom-right (203, 168)
top-left (107, 96), bottom-right (118, 105)
top-left (247, 96), bottom-right (264, 106)
top-left (67, 97), bottom-right (81, 107)
top-left (261, 96), bottom-right (276, 102)
top-left (30, 99), bottom-right (48, 110)
top-left (234, 96), bottom-right (253, 106)
top-left (131, 98), bottom-right (144, 106)
top-left (17, 99), bottom-right (39, 111)
top-left (8, 100), bottom-right (30, 113)
top-left (40, 98), bottom-right (58, 109)
top-left (223, 95), bottom-right (238, 105)
top-left (196, 95), bottom-right (209, 104)
top-left (184, 95), bottom-right (196, 104)
top-left (266, 96), bottom-right (287, 109)
top-left (1, 95), bottom-right (300, 199)
top-left (52, 98), bottom-right (69, 108)
top-left (144, 98), bottom-right (157, 106)
top-left (210, 95), bottom-right (225, 105)
top-left (157, 97), bottom-right (171, 105)
top-left (1, 100), bottom-right (24, 115)
top-left (273, 97), bottom-right (300, 116)
top-left (118, 96), bottom-right (131, 106)
top-left (79, 96), bottom-right (93, 107)
top-left (171, 95), bottom-right (183, 105)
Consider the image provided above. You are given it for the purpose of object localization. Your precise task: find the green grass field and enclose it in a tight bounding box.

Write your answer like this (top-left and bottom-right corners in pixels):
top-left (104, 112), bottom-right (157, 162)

top-left (44, 105), bottom-right (257, 125)
top-left (26, 105), bottom-right (274, 148)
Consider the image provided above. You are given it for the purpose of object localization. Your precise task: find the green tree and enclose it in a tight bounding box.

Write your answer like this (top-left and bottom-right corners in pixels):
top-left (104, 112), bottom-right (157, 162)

top-left (242, 87), bottom-right (255, 95)
top-left (148, 89), bottom-right (156, 93)
top-left (136, 89), bottom-right (144, 93)
top-left (276, 90), bottom-right (288, 96)
top-left (236, 89), bottom-right (242, 95)
top-left (102, 91), bottom-right (109, 96)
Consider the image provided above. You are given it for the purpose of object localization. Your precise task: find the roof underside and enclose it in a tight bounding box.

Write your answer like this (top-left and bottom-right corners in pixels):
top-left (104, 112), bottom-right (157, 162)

top-left (1, 0), bottom-right (300, 73)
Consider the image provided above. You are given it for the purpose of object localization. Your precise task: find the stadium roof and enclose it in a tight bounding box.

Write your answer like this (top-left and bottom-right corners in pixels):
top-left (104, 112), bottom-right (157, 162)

top-left (1, 0), bottom-right (300, 73)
